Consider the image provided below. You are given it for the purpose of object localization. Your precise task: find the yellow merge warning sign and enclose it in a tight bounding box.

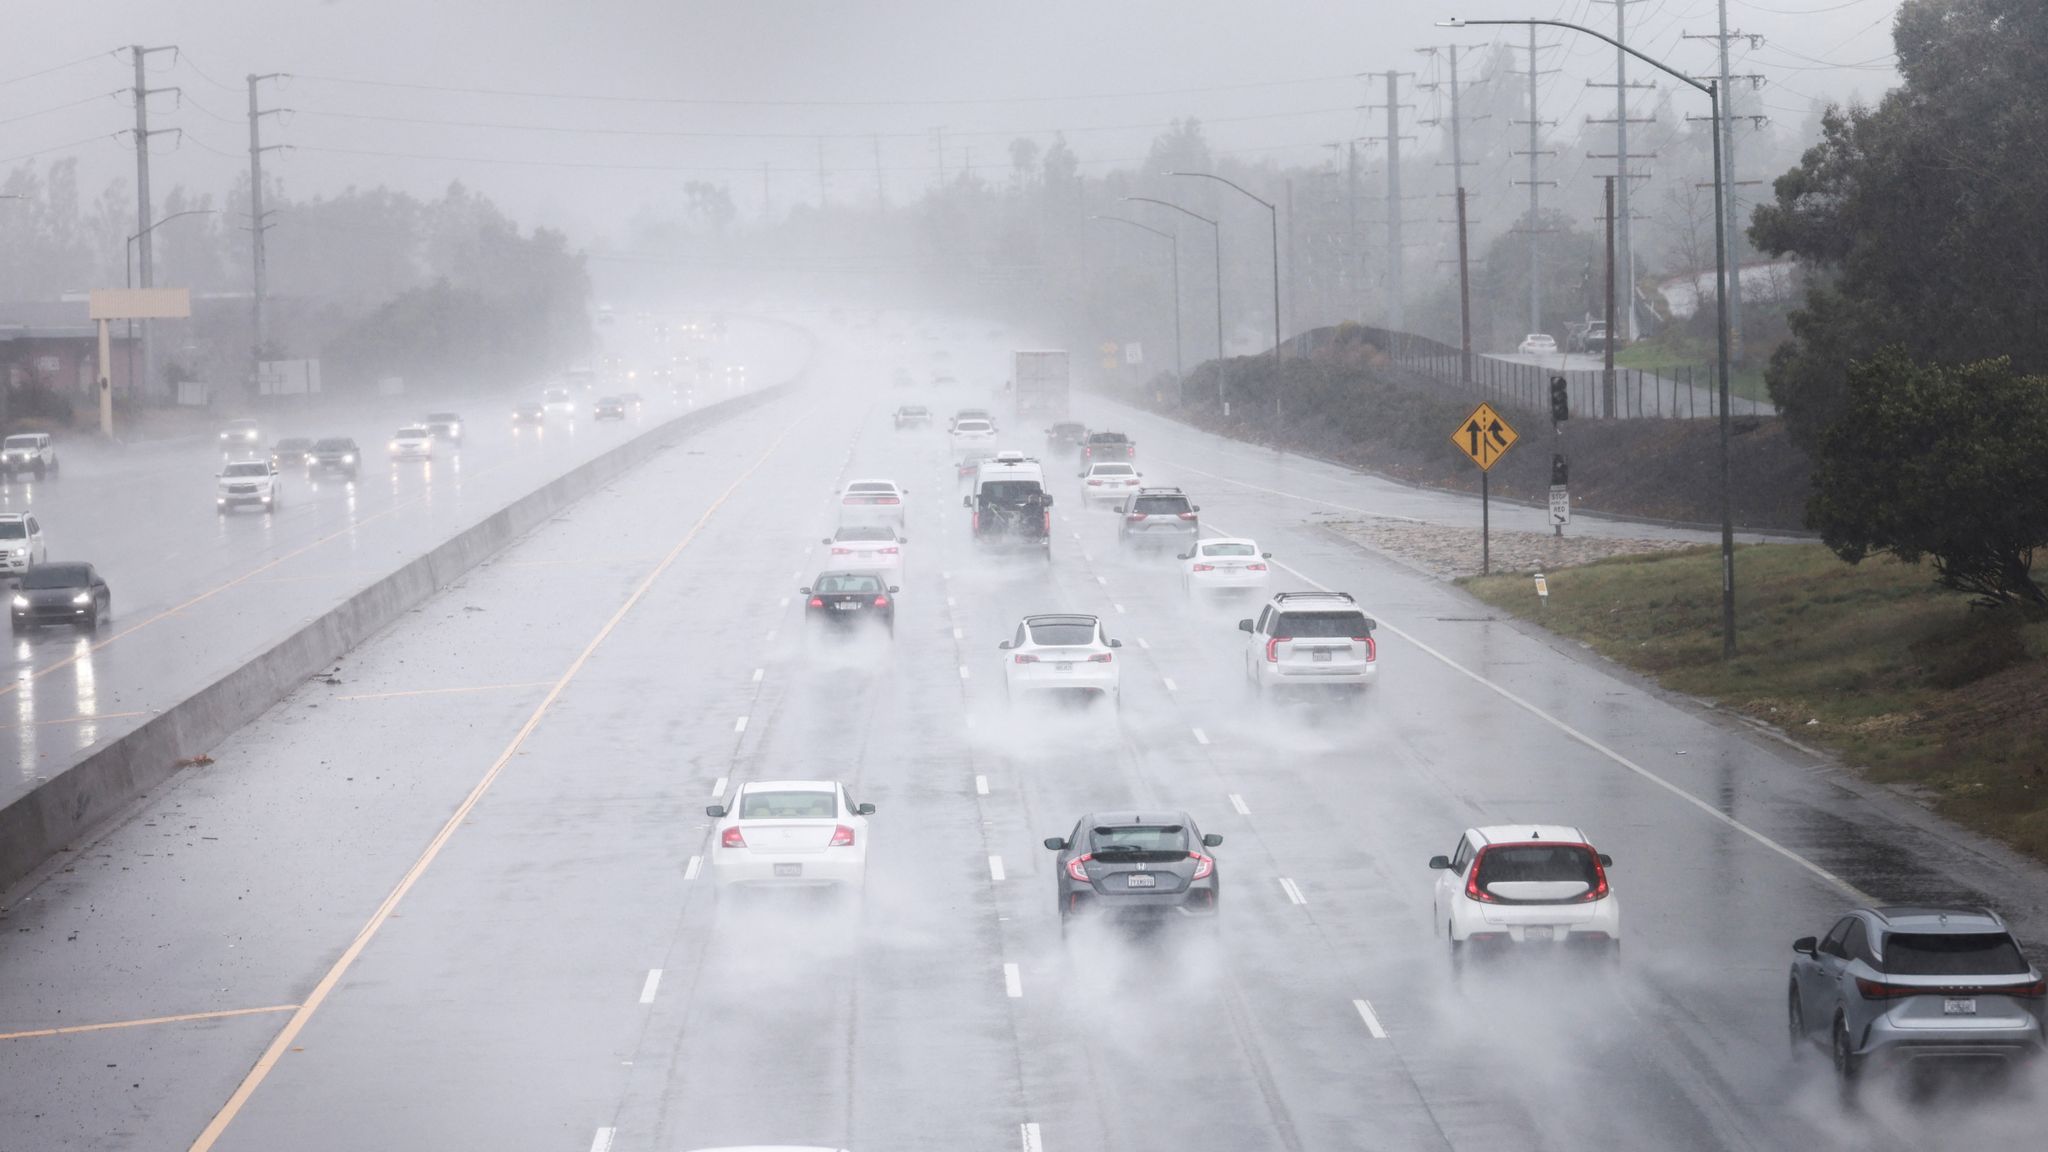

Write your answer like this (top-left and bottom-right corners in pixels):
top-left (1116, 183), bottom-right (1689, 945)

top-left (1452, 402), bottom-right (1519, 471)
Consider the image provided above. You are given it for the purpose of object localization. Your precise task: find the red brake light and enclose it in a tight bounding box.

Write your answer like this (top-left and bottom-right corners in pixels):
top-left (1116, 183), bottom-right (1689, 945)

top-left (1265, 637), bottom-right (1285, 662)
top-left (873, 596), bottom-right (889, 607)
top-left (1356, 636), bottom-right (1378, 661)
top-left (1014, 653), bottom-right (1039, 664)
top-left (1127, 512), bottom-right (1144, 521)
top-left (1087, 652), bottom-right (1112, 663)
top-left (880, 546), bottom-right (899, 554)
top-left (1177, 512), bottom-right (1197, 520)
top-left (1855, 977), bottom-right (1916, 1001)
top-left (1191, 563), bottom-right (1215, 572)
top-left (1464, 851), bottom-right (1497, 903)
top-left (808, 597), bottom-right (825, 608)
top-left (830, 546), bottom-right (852, 554)
top-left (1065, 854), bottom-right (1092, 882)
top-left (2010, 980), bottom-right (2048, 999)
top-left (720, 826), bottom-right (747, 849)
top-left (1188, 852), bottom-right (1214, 880)
top-left (829, 824), bottom-right (857, 847)
top-left (1579, 849), bottom-right (1610, 902)
top-left (1247, 563), bottom-right (1267, 571)
top-left (878, 496), bottom-right (899, 503)
top-left (1088, 478), bottom-right (1103, 485)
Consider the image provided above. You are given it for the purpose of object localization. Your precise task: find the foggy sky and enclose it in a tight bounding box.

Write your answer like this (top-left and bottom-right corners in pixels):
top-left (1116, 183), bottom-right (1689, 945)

top-left (11, 1), bottom-right (1904, 247)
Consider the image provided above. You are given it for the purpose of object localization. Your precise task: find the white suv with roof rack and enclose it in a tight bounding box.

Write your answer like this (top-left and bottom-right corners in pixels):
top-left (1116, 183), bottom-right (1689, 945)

top-left (0, 513), bottom-right (46, 576)
top-left (0, 433), bottom-right (57, 480)
top-left (1238, 591), bottom-right (1378, 693)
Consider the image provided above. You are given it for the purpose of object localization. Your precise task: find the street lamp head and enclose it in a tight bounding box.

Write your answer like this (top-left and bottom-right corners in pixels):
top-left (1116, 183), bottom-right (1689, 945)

top-left (1436, 18), bottom-right (1466, 28)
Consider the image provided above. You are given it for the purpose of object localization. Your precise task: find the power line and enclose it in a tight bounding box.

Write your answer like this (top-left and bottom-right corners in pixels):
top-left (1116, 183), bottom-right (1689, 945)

top-left (0, 51), bottom-right (121, 92)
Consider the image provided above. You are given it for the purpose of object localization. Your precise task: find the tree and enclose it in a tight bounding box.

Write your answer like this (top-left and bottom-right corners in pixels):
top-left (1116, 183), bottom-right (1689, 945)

top-left (1807, 348), bottom-right (2048, 608)
top-left (1751, 0), bottom-right (2048, 449)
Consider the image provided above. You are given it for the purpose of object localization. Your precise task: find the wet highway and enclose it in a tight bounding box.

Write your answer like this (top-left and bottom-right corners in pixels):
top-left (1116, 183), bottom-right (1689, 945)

top-left (0, 318), bottom-right (802, 805)
top-left (2, 321), bottom-right (2044, 1151)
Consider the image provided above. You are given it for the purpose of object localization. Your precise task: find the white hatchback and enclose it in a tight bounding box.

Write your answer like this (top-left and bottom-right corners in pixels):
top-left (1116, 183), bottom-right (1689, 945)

top-left (1429, 825), bottom-right (1620, 960)
top-left (1180, 538), bottom-right (1272, 595)
top-left (837, 478), bottom-right (907, 528)
top-left (706, 780), bottom-right (874, 892)
top-left (823, 524), bottom-right (906, 576)
top-left (388, 426), bottom-right (434, 460)
top-left (1000, 613), bottom-right (1122, 703)
top-left (1081, 461), bottom-right (1142, 505)
top-left (1517, 333), bottom-right (1559, 356)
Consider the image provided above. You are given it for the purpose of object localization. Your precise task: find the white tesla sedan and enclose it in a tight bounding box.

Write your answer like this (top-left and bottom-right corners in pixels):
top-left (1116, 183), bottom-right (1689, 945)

top-left (837, 478), bottom-right (907, 529)
top-left (706, 780), bottom-right (874, 892)
top-left (823, 524), bottom-right (905, 576)
top-left (1000, 613), bottom-right (1122, 704)
top-left (1180, 537), bottom-right (1272, 595)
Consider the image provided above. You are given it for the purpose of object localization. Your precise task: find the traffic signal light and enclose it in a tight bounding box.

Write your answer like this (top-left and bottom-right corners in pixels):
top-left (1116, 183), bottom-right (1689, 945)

top-left (1552, 453), bottom-right (1569, 486)
top-left (1549, 376), bottom-right (1570, 424)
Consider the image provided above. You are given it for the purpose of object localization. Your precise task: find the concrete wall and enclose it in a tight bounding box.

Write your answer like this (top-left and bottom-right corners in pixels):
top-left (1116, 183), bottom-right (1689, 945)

top-left (0, 361), bottom-right (808, 894)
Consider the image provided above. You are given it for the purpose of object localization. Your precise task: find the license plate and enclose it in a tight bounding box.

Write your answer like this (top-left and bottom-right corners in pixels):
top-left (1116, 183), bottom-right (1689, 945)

top-left (1943, 998), bottom-right (1978, 1016)
top-left (833, 602), bottom-right (860, 610)
top-left (774, 863), bottom-right (802, 878)
top-left (1124, 874), bottom-right (1156, 888)
top-left (1056, 662), bottom-right (1074, 672)
top-left (1525, 925), bottom-right (1554, 941)
top-left (1312, 649), bottom-right (1333, 662)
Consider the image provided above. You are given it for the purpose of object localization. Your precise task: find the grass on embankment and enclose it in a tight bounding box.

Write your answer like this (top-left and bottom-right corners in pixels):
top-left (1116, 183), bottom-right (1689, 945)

top-left (1462, 543), bottom-right (2048, 864)
top-left (1612, 340), bottom-right (1770, 403)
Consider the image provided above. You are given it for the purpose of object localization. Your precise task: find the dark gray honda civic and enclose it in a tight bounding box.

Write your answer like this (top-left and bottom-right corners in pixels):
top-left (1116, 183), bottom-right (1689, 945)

top-left (1045, 812), bottom-right (1223, 929)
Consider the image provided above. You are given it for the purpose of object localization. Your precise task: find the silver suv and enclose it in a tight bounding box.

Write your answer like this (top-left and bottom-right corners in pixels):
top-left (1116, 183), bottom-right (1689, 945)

top-left (0, 512), bottom-right (47, 576)
top-left (1238, 591), bottom-right (1378, 694)
top-left (1789, 907), bottom-right (2044, 1092)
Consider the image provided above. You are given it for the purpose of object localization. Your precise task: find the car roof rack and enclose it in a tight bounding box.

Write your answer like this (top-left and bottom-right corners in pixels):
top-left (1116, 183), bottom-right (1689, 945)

top-left (1272, 590), bottom-right (1355, 603)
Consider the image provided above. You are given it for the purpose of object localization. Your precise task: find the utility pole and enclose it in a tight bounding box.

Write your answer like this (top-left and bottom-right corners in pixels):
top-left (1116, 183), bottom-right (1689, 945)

top-left (873, 135), bottom-right (885, 209)
top-left (760, 162), bottom-right (771, 221)
top-left (130, 44), bottom-right (179, 399)
top-left (816, 137), bottom-right (827, 208)
top-left (1587, 1), bottom-right (1653, 343)
top-left (1684, 5), bottom-right (1765, 362)
top-left (1456, 187), bottom-right (1473, 387)
top-left (932, 127), bottom-right (947, 187)
top-left (1603, 175), bottom-right (1617, 417)
top-left (1345, 141), bottom-right (1360, 314)
top-left (1365, 72), bottom-right (1416, 331)
top-left (1512, 27), bottom-right (1560, 334)
top-left (247, 72), bottom-right (287, 385)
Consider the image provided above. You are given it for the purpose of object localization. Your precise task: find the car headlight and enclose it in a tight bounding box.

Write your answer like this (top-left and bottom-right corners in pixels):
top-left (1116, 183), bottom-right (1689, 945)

top-left (10, 595), bottom-right (26, 609)
top-left (71, 592), bottom-right (91, 605)
top-left (388, 441), bottom-right (399, 451)
top-left (342, 454), bottom-right (355, 464)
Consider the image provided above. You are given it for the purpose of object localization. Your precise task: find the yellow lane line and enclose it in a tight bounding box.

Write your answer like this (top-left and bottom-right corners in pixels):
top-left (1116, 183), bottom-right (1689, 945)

top-left (0, 709), bottom-right (151, 730)
top-left (187, 415), bottom-right (807, 1152)
top-left (0, 1004), bottom-right (300, 1042)
top-left (333, 681), bottom-right (558, 703)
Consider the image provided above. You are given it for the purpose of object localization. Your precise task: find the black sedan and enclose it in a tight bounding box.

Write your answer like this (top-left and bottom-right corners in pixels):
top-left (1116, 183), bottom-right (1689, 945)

top-left (511, 404), bottom-right (546, 429)
top-left (801, 570), bottom-right (898, 635)
top-left (271, 437), bottom-right (313, 468)
top-left (593, 396), bottom-right (627, 421)
top-left (12, 562), bottom-right (110, 633)
top-left (1044, 812), bottom-right (1223, 931)
top-left (307, 438), bottom-right (360, 480)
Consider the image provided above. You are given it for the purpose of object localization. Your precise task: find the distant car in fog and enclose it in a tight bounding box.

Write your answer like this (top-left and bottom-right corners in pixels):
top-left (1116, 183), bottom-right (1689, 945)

top-left (423, 412), bottom-right (464, 443)
top-left (1430, 825), bottom-right (1620, 964)
top-left (511, 404), bottom-right (545, 430)
top-left (801, 570), bottom-right (897, 636)
top-left (892, 404), bottom-right (930, 429)
top-left (0, 433), bottom-right (58, 480)
top-left (1079, 461), bottom-right (1141, 505)
top-left (1082, 430), bottom-right (1134, 465)
top-left (705, 780), bottom-right (874, 894)
top-left (822, 524), bottom-right (905, 577)
top-left (308, 438), bottom-right (360, 480)
top-left (219, 419), bottom-right (262, 455)
top-left (619, 392), bottom-right (644, 410)
top-left (0, 513), bottom-right (47, 577)
top-left (593, 396), bottom-right (627, 421)
top-left (950, 418), bottom-right (996, 462)
top-left (1180, 538), bottom-right (1271, 596)
top-left (1000, 613), bottom-right (1121, 704)
top-left (271, 437), bottom-right (313, 468)
top-left (949, 408), bottom-right (994, 431)
top-left (11, 561), bottom-right (109, 632)
top-left (217, 459), bottom-right (281, 515)
top-left (1517, 333), bottom-right (1559, 356)
top-left (1045, 811), bottom-right (1223, 932)
top-left (388, 426), bottom-right (434, 460)
top-left (1117, 487), bottom-right (1199, 549)
top-left (838, 479), bottom-right (907, 528)
top-left (1240, 591), bottom-right (1378, 695)
top-left (542, 387), bottom-right (576, 418)
top-left (1044, 421), bottom-right (1087, 453)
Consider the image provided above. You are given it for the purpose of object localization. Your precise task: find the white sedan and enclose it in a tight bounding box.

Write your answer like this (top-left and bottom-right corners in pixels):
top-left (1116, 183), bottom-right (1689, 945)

top-left (1180, 538), bottom-right (1272, 595)
top-left (837, 478), bottom-right (907, 528)
top-left (1081, 461), bottom-right (1142, 505)
top-left (823, 524), bottom-right (905, 576)
top-left (1000, 613), bottom-right (1122, 704)
top-left (1517, 333), bottom-right (1559, 356)
top-left (388, 426), bottom-right (434, 460)
top-left (706, 780), bottom-right (874, 892)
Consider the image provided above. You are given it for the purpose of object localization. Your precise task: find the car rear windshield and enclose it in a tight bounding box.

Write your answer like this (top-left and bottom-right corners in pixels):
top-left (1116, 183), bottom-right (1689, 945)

top-left (900, 407), bottom-right (927, 414)
top-left (1092, 464), bottom-right (1134, 476)
top-left (224, 462), bottom-right (270, 477)
top-left (1089, 825), bottom-right (1189, 860)
top-left (980, 481), bottom-right (1044, 504)
top-left (1276, 611), bottom-right (1369, 638)
top-left (1133, 496), bottom-right (1190, 514)
top-left (1204, 543), bottom-right (1256, 557)
top-left (0, 522), bottom-right (25, 539)
top-left (738, 791), bottom-right (837, 820)
top-left (955, 421), bottom-right (992, 433)
top-left (836, 526), bottom-right (896, 541)
top-left (849, 482), bottom-right (894, 493)
top-left (1088, 433), bottom-right (1128, 443)
top-left (22, 565), bottom-right (86, 589)
top-left (1029, 621), bottom-right (1096, 646)
top-left (1474, 844), bottom-right (1600, 892)
top-left (1883, 932), bottom-right (2031, 976)
top-left (314, 439), bottom-right (354, 451)
top-left (816, 573), bottom-right (882, 593)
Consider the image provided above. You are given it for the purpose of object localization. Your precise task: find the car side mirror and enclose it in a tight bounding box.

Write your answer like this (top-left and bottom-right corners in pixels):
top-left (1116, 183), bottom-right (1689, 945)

top-left (897, 536), bottom-right (908, 543)
top-left (1428, 855), bottom-right (1452, 870)
top-left (1108, 639), bottom-right (1123, 648)
top-left (962, 496), bottom-right (971, 508)
top-left (1042, 494), bottom-right (1053, 506)
top-left (820, 537), bottom-right (832, 545)
top-left (1598, 854), bottom-right (1613, 867)
top-left (1792, 936), bottom-right (1818, 958)
top-left (1262, 552), bottom-right (1273, 559)
top-left (799, 587), bottom-right (811, 596)
top-left (1192, 505), bottom-right (1201, 512)
top-left (1043, 837), bottom-right (1068, 851)
top-left (1176, 553), bottom-right (1190, 560)
top-left (998, 640), bottom-right (1013, 650)
top-left (1202, 833), bottom-right (1224, 847)
top-left (1237, 619), bottom-right (1255, 633)
top-left (705, 805), bottom-right (726, 818)
top-left (887, 585), bottom-right (900, 593)
top-left (856, 803), bottom-right (876, 816)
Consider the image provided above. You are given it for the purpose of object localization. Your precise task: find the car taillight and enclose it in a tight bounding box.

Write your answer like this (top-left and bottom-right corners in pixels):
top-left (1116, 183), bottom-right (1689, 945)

top-left (1065, 854), bottom-right (1093, 882)
top-left (1356, 636), bottom-right (1377, 661)
top-left (1188, 852), bottom-right (1214, 880)
top-left (1576, 850), bottom-right (1610, 902)
top-left (1177, 512), bottom-right (1196, 520)
top-left (829, 825), bottom-right (857, 847)
top-left (877, 497), bottom-right (900, 504)
top-left (2008, 980), bottom-right (2048, 999)
top-left (1088, 478), bottom-right (1103, 486)
top-left (1266, 637), bottom-right (1286, 662)
top-left (1247, 563), bottom-right (1267, 571)
top-left (720, 827), bottom-right (747, 849)
top-left (1087, 653), bottom-right (1112, 663)
top-left (1191, 563), bottom-right (1215, 572)
top-left (1125, 447), bottom-right (1135, 457)
top-left (873, 596), bottom-right (889, 607)
top-left (1127, 513), bottom-right (1144, 521)
top-left (1464, 851), bottom-right (1498, 902)
top-left (880, 546), bottom-right (899, 554)
top-left (1014, 654), bottom-right (1039, 663)
top-left (1854, 977), bottom-right (1918, 1001)
top-left (808, 597), bottom-right (825, 608)
top-left (831, 546), bottom-right (852, 554)
top-left (1043, 511), bottom-right (1051, 533)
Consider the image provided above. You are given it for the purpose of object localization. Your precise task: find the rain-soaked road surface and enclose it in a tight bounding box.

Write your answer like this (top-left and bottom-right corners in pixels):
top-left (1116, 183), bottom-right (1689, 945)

top-left (1, 318), bottom-right (2043, 1151)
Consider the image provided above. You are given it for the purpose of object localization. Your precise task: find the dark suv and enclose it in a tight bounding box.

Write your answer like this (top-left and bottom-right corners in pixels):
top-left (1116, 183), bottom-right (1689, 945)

top-left (1117, 487), bottom-right (1198, 547)
top-left (308, 437), bottom-right (361, 480)
top-left (1789, 906), bottom-right (2045, 1091)
top-left (1083, 431), bottom-right (1135, 464)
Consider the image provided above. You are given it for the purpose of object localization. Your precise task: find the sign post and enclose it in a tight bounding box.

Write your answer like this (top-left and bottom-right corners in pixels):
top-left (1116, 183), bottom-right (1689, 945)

top-left (88, 288), bottom-right (191, 439)
top-left (1450, 401), bottom-right (1519, 575)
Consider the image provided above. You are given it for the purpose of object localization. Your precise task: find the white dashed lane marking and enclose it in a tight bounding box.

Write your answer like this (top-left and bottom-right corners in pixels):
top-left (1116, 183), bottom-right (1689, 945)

top-left (1003, 963), bottom-right (1024, 998)
top-left (683, 855), bottom-right (702, 880)
top-left (639, 969), bottom-right (663, 1004)
top-left (1229, 793), bottom-right (1250, 816)
top-left (975, 774), bottom-right (990, 795)
top-left (1279, 878), bottom-right (1307, 905)
top-left (751, 667), bottom-right (764, 683)
top-left (590, 1128), bottom-right (615, 1152)
top-left (1162, 677), bottom-right (1178, 692)
top-left (1353, 998), bottom-right (1388, 1038)
top-left (988, 856), bottom-right (1006, 882)
top-left (1192, 728), bottom-right (1210, 745)
top-left (712, 777), bottom-right (728, 797)
top-left (734, 716), bottom-right (748, 733)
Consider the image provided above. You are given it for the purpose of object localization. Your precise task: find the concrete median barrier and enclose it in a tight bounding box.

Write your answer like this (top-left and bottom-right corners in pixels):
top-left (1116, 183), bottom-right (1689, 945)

top-left (0, 353), bottom-right (811, 894)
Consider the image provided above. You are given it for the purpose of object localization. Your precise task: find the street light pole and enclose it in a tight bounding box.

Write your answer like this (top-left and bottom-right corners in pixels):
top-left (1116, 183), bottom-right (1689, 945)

top-left (1124, 196), bottom-right (1227, 413)
top-left (124, 208), bottom-right (218, 408)
top-left (1169, 171), bottom-right (1283, 368)
top-left (1440, 14), bottom-right (1736, 657)
top-left (1088, 215), bottom-right (1184, 398)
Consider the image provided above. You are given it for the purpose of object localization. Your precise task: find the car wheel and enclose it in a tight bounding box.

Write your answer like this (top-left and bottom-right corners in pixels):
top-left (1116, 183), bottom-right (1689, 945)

top-left (77, 605), bottom-right (96, 631)
top-left (1831, 1016), bottom-right (1861, 1093)
top-left (31, 461), bottom-right (43, 479)
top-left (1787, 984), bottom-right (1807, 1056)
top-left (1448, 922), bottom-right (1465, 973)
top-left (99, 595), bottom-right (110, 624)
top-left (10, 617), bottom-right (24, 635)
top-left (48, 456), bottom-right (58, 477)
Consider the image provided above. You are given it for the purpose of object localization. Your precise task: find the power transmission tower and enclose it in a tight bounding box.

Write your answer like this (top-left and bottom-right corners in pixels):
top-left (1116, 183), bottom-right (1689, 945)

top-left (1512, 27), bottom-right (1561, 334)
top-left (1684, 4), bottom-right (1767, 361)
top-left (1587, 0), bottom-right (1655, 342)
top-left (129, 44), bottom-right (180, 399)
top-left (247, 72), bottom-right (288, 381)
top-left (1363, 72), bottom-right (1415, 331)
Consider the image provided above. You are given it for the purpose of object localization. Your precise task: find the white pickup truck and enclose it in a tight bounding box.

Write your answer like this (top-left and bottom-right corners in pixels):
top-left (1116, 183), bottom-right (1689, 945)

top-left (216, 459), bottom-right (281, 515)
